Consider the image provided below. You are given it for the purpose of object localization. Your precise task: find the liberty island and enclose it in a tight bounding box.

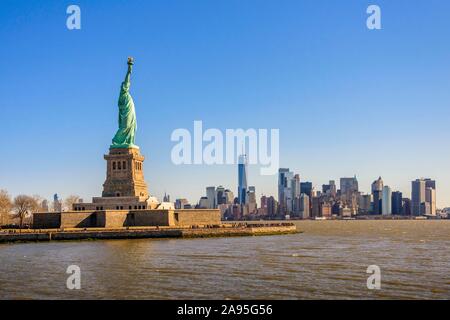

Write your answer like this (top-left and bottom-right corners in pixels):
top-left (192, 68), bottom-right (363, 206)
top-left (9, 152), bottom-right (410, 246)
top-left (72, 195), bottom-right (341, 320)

top-left (1, 58), bottom-right (297, 242)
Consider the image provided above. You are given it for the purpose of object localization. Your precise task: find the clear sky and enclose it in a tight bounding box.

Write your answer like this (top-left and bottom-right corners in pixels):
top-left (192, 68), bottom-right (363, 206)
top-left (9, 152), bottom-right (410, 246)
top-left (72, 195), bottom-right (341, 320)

top-left (1, 0), bottom-right (450, 207)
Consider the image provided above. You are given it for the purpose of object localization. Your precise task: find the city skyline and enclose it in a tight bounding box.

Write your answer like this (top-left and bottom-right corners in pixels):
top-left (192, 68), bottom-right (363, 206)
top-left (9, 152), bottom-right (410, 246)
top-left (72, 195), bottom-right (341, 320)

top-left (193, 164), bottom-right (439, 219)
top-left (175, 159), bottom-right (441, 221)
top-left (1, 1), bottom-right (450, 207)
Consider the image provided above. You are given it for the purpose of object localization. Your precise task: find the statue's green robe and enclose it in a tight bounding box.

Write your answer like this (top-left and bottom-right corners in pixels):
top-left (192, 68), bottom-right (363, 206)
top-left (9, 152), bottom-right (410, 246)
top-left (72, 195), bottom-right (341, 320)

top-left (111, 65), bottom-right (138, 149)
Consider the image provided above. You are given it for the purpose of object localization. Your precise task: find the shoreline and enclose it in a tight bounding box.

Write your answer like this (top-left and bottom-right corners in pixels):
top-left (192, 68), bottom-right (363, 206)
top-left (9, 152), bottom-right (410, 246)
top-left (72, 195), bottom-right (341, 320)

top-left (0, 223), bottom-right (298, 244)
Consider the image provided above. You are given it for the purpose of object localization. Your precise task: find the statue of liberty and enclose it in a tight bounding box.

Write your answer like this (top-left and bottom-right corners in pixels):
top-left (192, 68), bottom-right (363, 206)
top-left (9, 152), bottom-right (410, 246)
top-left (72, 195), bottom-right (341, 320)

top-left (111, 57), bottom-right (138, 149)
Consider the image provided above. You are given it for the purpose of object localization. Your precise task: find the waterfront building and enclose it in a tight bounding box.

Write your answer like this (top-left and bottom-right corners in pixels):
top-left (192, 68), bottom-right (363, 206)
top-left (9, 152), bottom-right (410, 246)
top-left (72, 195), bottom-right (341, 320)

top-left (321, 202), bottom-right (332, 218)
top-left (402, 198), bottom-right (411, 215)
top-left (425, 187), bottom-right (436, 215)
top-left (411, 179), bottom-right (426, 215)
top-left (372, 190), bottom-right (382, 215)
top-left (425, 179), bottom-right (436, 215)
top-left (340, 206), bottom-right (352, 218)
top-left (421, 202), bottom-right (431, 215)
top-left (332, 202), bottom-right (341, 215)
top-left (382, 186), bottom-right (392, 215)
top-left (370, 176), bottom-right (383, 215)
top-left (311, 196), bottom-right (321, 218)
top-left (391, 191), bottom-right (403, 215)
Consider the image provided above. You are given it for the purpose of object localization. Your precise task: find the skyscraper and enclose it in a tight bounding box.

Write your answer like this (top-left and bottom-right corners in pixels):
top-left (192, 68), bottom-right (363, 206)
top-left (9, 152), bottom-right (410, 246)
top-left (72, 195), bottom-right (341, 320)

top-left (329, 180), bottom-right (337, 197)
top-left (53, 194), bottom-right (62, 212)
top-left (293, 174), bottom-right (301, 199)
top-left (247, 186), bottom-right (257, 214)
top-left (322, 180), bottom-right (336, 197)
top-left (300, 182), bottom-right (313, 198)
top-left (425, 179), bottom-right (436, 216)
top-left (267, 196), bottom-right (277, 217)
top-left (206, 186), bottom-right (216, 209)
top-left (371, 177), bottom-right (383, 215)
top-left (198, 197), bottom-right (209, 209)
top-left (371, 177), bottom-right (384, 193)
top-left (382, 186), bottom-right (392, 215)
top-left (278, 168), bottom-right (294, 214)
top-left (425, 187), bottom-right (436, 215)
top-left (340, 176), bottom-right (359, 195)
top-left (339, 176), bottom-right (359, 205)
top-left (299, 193), bottom-right (310, 219)
top-left (391, 191), bottom-right (403, 215)
top-left (215, 186), bottom-right (225, 206)
top-left (402, 198), bottom-right (411, 215)
top-left (238, 155), bottom-right (248, 205)
top-left (425, 179), bottom-right (436, 190)
top-left (411, 179), bottom-right (426, 216)
top-left (224, 189), bottom-right (234, 204)
top-left (358, 194), bottom-right (372, 215)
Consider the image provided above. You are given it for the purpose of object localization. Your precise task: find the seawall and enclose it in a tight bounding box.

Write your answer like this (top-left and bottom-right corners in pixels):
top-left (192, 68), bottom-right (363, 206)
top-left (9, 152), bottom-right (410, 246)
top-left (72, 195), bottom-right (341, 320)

top-left (0, 223), bottom-right (298, 243)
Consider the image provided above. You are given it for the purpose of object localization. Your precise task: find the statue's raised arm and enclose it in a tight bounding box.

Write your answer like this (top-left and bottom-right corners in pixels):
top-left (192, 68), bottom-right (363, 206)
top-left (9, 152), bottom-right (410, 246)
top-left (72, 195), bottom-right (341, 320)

top-left (124, 57), bottom-right (133, 84)
top-left (121, 57), bottom-right (133, 93)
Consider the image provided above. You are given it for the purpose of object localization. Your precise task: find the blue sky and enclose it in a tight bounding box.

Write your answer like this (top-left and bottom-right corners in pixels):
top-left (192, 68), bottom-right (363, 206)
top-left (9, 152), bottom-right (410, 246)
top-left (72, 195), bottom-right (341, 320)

top-left (1, 0), bottom-right (450, 207)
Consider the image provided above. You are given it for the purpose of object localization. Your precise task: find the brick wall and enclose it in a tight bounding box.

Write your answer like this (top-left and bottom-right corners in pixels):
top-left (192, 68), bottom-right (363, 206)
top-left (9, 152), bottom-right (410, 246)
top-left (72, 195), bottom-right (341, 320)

top-left (60, 211), bottom-right (97, 228)
top-left (173, 209), bottom-right (221, 226)
top-left (130, 210), bottom-right (171, 226)
top-left (34, 209), bottom-right (221, 229)
top-left (33, 213), bottom-right (61, 229)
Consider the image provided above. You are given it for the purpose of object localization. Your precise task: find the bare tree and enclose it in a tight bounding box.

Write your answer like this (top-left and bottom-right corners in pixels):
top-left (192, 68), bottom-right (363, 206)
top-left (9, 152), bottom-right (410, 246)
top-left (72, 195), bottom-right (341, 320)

top-left (64, 195), bottom-right (80, 211)
top-left (13, 195), bottom-right (39, 228)
top-left (0, 189), bottom-right (12, 226)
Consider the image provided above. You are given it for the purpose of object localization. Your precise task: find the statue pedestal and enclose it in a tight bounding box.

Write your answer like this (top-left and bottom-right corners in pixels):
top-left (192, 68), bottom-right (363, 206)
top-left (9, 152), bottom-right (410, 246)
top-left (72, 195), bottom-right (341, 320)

top-left (72, 147), bottom-right (157, 211)
top-left (102, 148), bottom-right (149, 198)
